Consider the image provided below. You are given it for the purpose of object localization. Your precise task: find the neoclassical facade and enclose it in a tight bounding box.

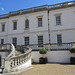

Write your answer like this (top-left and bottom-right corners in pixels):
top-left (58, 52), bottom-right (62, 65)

top-left (0, 1), bottom-right (75, 46)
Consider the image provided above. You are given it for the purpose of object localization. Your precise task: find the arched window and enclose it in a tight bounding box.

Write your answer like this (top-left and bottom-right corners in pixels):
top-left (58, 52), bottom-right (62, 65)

top-left (25, 19), bottom-right (29, 28)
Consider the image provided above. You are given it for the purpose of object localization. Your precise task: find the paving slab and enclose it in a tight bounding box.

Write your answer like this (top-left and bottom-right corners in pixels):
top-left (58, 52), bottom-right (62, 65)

top-left (16, 63), bottom-right (75, 75)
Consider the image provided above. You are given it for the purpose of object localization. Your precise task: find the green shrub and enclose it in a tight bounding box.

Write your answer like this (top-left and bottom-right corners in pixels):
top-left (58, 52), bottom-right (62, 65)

top-left (70, 46), bottom-right (75, 53)
top-left (39, 48), bottom-right (47, 54)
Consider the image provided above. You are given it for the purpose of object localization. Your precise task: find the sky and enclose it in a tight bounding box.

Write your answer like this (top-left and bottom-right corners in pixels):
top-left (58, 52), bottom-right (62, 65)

top-left (0, 0), bottom-right (73, 15)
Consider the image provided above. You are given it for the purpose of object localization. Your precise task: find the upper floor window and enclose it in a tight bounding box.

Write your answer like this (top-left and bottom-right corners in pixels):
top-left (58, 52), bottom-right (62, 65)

top-left (24, 37), bottom-right (29, 45)
top-left (38, 18), bottom-right (42, 27)
top-left (1, 39), bottom-right (4, 44)
top-left (57, 34), bottom-right (62, 43)
top-left (13, 21), bottom-right (17, 30)
top-left (25, 19), bottom-right (29, 29)
top-left (56, 16), bottom-right (61, 25)
top-left (2, 24), bottom-right (5, 32)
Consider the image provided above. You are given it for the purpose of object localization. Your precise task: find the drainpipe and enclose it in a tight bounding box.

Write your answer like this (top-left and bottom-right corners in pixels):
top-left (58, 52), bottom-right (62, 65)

top-left (46, 5), bottom-right (50, 44)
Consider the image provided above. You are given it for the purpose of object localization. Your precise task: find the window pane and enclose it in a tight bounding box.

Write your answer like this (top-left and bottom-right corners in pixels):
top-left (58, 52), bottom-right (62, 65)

top-left (56, 16), bottom-right (61, 25)
top-left (2, 24), bottom-right (5, 32)
top-left (57, 35), bottom-right (62, 43)
top-left (13, 22), bottom-right (17, 30)
top-left (12, 38), bottom-right (17, 47)
top-left (38, 18), bottom-right (42, 27)
top-left (1, 39), bottom-right (4, 44)
top-left (38, 36), bottom-right (43, 47)
top-left (25, 20), bottom-right (29, 28)
top-left (24, 37), bottom-right (29, 45)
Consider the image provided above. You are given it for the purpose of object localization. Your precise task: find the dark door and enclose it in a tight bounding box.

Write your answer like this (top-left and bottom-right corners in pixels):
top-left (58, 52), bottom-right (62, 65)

top-left (0, 55), bottom-right (1, 66)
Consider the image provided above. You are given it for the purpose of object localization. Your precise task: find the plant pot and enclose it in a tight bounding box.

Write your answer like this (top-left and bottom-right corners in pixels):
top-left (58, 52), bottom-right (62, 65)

top-left (70, 57), bottom-right (75, 64)
top-left (39, 57), bottom-right (47, 64)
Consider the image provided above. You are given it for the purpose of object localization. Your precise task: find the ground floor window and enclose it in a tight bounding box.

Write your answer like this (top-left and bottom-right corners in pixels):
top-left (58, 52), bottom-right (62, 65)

top-left (57, 34), bottom-right (62, 43)
top-left (24, 37), bottom-right (29, 45)
top-left (12, 37), bottom-right (17, 47)
top-left (1, 39), bottom-right (4, 44)
top-left (38, 35), bottom-right (43, 47)
top-left (0, 55), bottom-right (1, 67)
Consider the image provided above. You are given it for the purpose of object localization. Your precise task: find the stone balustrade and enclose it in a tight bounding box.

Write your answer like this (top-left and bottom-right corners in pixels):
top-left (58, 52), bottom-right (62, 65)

top-left (49, 1), bottom-right (75, 9)
top-left (23, 42), bottom-right (75, 51)
top-left (2, 47), bottom-right (32, 73)
top-left (0, 1), bottom-right (75, 19)
top-left (0, 44), bottom-right (12, 51)
top-left (10, 49), bottom-right (31, 69)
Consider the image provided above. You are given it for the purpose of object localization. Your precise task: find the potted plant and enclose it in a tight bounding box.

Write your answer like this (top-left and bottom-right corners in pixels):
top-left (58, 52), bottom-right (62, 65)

top-left (70, 46), bottom-right (75, 64)
top-left (70, 46), bottom-right (75, 53)
top-left (39, 48), bottom-right (47, 64)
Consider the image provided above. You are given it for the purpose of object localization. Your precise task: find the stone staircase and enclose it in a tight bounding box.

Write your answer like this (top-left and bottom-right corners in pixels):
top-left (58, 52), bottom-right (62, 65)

top-left (15, 50), bottom-right (22, 56)
top-left (0, 44), bottom-right (32, 74)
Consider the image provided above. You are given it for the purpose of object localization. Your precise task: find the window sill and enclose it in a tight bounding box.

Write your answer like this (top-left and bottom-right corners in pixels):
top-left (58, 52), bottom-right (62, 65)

top-left (55, 24), bottom-right (62, 26)
top-left (1, 31), bottom-right (5, 33)
top-left (24, 28), bottom-right (29, 30)
top-left (12, 29), bottom-right (17, 31)
top-left (36, 26), bottom-right (43, 28)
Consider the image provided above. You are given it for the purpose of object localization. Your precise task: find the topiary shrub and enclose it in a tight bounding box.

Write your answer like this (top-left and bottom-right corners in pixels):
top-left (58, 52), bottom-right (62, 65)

top-left (39, 48), bottom-right (47, 56)
top-left (70, 46), bottom-right (75, 53)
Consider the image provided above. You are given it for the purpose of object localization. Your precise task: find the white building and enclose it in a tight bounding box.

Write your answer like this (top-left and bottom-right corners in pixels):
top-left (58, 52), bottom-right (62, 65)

top-left (0, 1), bottom-right (75, 46)
top-left (0, 1), bottom-right (75, 64)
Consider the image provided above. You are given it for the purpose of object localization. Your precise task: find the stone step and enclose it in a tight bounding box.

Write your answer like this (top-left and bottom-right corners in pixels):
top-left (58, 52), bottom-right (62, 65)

top-left (15, 50), bottom-right (22, 56)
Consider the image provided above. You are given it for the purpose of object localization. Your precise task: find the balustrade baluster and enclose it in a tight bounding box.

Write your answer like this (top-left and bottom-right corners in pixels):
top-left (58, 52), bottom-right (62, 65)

top-left (19, 57), bottom-right (20, 64)
top-left (67, 44), bottom-right (68, 49)
top-left (10, 60), bottom-right (13, 68)
top-left (17, 57), bottom-right (18, 65)
top-left (69, 44), bottom-right (70, 49)
top-left (14, 59), bottom-right (15, 66)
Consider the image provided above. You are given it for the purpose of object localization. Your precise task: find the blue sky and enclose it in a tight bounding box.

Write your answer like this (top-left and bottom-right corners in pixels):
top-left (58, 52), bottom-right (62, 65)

top-left (0, 0), bottom-right (72, 15)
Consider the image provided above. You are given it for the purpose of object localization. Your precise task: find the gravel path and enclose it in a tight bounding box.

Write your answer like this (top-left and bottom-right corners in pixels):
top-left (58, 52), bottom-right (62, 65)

top-left (16, 63), bottom-right (75, 75)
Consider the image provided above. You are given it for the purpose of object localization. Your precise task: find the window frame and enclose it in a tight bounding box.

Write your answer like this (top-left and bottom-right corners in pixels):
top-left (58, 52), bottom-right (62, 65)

top-left (25, 19), bottom-right (29, 29)
top-left (13, 21), bottom-right (17, 30)
top-left (1, 39), bottom-right (4, 44)
top-left (24, 37), bottom-right (29, 45)
top-left (37, 16), bottom-right (43, 27)
top-left (2, 24), bottom-right (5, 32)
top-left (57, 34), bottom-right (62, 44)
top-left (54, 14), bottom-right (62, 26)
top-left (56, 16), bottom-right (61, 25)
top-left (12, 37), bottom-right (17, 47)
top-left (38, 35), bottom-right (43, 47)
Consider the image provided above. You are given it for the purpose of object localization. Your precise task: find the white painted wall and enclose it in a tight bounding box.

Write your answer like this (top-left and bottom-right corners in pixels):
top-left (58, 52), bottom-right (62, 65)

top-left (0, 10), bottom-right (49, 45)
top-left (49, 7), bottom-right (75, 31)
top-left (7, 11), bottom-right (48, 35)
top-left (50, 30), bottom-right (75, 43)
top-left (49, 7), bottom-right (75, 43)
top-left (0, 52), bottom-right (8, 58)
top-left (0, 7), bottom-right (75, 45)
top-left (32, 51), bottom-right (75, 63)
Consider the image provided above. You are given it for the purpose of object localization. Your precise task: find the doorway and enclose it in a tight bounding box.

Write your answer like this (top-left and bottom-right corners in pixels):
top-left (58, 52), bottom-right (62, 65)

top-left (0, 55), bottom-right (1, 66)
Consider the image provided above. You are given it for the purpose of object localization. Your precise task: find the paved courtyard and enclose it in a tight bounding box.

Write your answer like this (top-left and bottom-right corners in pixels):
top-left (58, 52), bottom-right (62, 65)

top-left (16, 63), bottom-right (75, 75)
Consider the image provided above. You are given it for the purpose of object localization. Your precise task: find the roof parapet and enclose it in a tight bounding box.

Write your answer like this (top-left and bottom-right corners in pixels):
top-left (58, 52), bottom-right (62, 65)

top-left (48, 1), bottom-right (75, 9)
top-left (0, 1), bottom-right (75, 19)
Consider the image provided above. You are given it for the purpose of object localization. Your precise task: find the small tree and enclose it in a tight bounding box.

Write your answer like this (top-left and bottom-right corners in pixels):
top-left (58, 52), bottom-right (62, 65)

top-left (39, 48), bottom-right (47, 57)
top-left (70, 46), bottom-right (75, 53)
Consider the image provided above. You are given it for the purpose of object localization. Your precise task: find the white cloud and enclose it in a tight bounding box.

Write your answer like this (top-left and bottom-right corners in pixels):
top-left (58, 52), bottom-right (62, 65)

top-left (1, 8), bottom-right (4, 10)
